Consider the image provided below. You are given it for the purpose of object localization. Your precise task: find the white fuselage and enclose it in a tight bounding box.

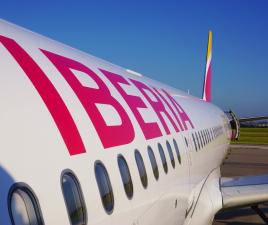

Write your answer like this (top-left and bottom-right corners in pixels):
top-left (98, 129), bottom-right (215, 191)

top-left (0, 20), bottom-right (231, 225)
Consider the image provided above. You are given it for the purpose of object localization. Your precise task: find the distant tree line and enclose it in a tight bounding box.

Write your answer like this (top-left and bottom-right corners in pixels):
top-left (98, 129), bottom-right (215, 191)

top-left (240, 120), bottom-right (268, 128)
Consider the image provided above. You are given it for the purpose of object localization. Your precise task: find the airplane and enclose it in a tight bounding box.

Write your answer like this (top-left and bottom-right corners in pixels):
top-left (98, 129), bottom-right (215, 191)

top-left (1, 19), bottom-right (268, 225)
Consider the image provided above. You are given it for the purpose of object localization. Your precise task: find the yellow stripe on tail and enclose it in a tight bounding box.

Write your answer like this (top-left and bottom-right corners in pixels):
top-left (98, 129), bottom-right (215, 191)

top-left (202, 31), bottom-right (212, 102)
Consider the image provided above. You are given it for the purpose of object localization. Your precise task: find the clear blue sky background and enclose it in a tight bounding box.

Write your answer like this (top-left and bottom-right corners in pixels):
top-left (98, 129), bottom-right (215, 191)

top-left (1, 0), bottom-right (267, 117)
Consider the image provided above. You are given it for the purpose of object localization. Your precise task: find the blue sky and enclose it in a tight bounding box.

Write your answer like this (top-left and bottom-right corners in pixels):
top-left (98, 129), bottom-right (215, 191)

top-left (1, 0), bottom-right (268, 117)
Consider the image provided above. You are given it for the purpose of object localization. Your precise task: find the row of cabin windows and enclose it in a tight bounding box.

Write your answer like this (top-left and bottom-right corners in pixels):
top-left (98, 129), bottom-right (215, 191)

top-left (8, 139), bottom-right (182, 225)
top-left (213, 125), bottom-right (224, 138)
top-left (97, 139), bottom-right (182, 213)
top-left (191, 126), bottom-right (224, 151)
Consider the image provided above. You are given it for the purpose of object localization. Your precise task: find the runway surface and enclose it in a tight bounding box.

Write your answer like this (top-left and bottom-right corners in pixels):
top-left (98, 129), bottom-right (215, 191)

top-left (213, 144), bottom-right (268, 225)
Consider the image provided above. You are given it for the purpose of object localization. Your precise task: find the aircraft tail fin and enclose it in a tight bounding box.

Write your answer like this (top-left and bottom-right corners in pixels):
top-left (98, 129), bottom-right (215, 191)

top-left (202, 31), bottom-right (212, 102)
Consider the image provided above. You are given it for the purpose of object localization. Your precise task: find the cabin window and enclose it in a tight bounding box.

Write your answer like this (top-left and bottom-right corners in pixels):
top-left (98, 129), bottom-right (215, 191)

top-left (158, 143), bottom-right (168, 173)
top-left (198, 131), bottom-right (203, 148)
top-left (9, 183), bottom-right (44, 225)
top-left (184, 137), bottom-right (188, 147)
top-left (147, 146), bottom-right (159, 180)
top-left (135, 150), bottom-right (148, 188)
top-left (211, 128), bottom-right (214, 139)
top-left (173, 139), bottom-right (182, 163)
top-left (195, 132), bottom-right (200, 150)
top-left (192, 133), bottom-right (197, 151)
top-left (117, 155), bottom-right (133, 199)
top-left (166, 141), bottom-right (175, 168)
top-left (203, 130), bottom-right (206, 144)
top-left (211, 128), bottom-right (214, 140)
top-left (95, 162), bottom-right (114, 213)
top-left (200, 130), bottom-right (206, 147)
top-left (61, 171), bottom-right (87, 225)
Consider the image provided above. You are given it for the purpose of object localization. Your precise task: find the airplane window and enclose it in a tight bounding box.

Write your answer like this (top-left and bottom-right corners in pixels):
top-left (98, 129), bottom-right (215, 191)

top-left (198, 131), bottom-right (203, 148)
top-left (202, 130), bottom-right (208, 145)
top-left (184, 137), bottom-right (188, 147)
top-left (118, 155), bottom-right (134, 199)
top-left (203, 130), bottom-right (206, 144)
top-left (62, 171), bottom-right (87, 224)
top-left (135, 150), bottom-right (148, 188)
top-left (9, 183), bottom-right (44, 225)
top-left (192, 133), bottom-right (197, 151)
top-left (147, 146), bottom-right (159, 180)
top-left (195, 132), bottom-right (200, 150)
top-left (211, 128), bottom-right (213, 140)
top-left (173, 139), bottom-right (181, 164)
top-left (158, 143), bottom-right (168, 173)
top-left (95, 162), bottom-right (114, 213)
top-left (166, 141), bottom-right (175, 168)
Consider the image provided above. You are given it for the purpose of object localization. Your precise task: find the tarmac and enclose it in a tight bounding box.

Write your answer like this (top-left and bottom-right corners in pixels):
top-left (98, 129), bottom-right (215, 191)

top-left (213, 144), bottom-right (268, 225)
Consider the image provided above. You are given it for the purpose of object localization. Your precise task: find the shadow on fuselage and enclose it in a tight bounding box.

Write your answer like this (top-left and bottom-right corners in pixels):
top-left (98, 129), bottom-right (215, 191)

top-left (0, 165), bottom-right (14, 225)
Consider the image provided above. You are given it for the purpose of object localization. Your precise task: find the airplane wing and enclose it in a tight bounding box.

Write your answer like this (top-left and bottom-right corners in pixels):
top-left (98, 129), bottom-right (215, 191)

top-left (220, 175), bottom-right (268, 209)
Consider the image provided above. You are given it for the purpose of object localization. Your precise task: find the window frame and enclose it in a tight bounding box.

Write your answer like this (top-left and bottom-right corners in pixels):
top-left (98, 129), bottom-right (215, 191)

top-left (134, 150), bottom-right (148, 189)
top-left (94, 161), bottom-right (115, 214)
top-left (147, 146), bottom-right (159, 180)
top-left (158, 143), bottom-right (168, 174)
top-left (203, 130), bottom-right (206, 145)
top-left (8, 182), bottom-right (45, 225)
top-left (166, 141), bottom-right (175, 168)
top-left (198, 131), bottom-right (203, 148)
top-left (195, 132), bottom-right (200, 150)
top-left (204, 130), bottom-right (208, 144)
top-left (192, 133), bottom-right (197, 151)
top-left (208, 129), bottom-right (211, 142)
top-left (210, 128), bottom-right (214, 140)
top-left (61, 169), bottom-right (88, 224)
top-left (117, 154), bottom-right (134, 199)
top-left (173, 139), bottom-right (182, 164)
top-left (184, 137), bottom-right (188, 147)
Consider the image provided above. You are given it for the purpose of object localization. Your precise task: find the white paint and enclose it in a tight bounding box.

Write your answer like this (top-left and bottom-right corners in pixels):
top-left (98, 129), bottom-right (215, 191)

top-left (96, 103), bottom-right (122, 126)
top-left (71, 69), bottom-right (99, 89)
